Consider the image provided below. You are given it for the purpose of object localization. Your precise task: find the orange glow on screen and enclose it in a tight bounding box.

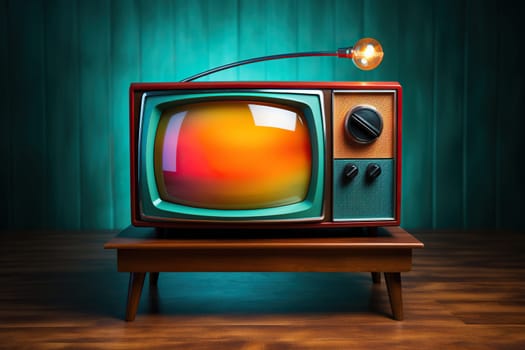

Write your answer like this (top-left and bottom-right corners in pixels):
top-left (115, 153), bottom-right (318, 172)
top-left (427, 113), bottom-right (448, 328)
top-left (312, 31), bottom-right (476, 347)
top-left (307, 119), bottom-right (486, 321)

top-left (154, 101), bottom-right (312, 209)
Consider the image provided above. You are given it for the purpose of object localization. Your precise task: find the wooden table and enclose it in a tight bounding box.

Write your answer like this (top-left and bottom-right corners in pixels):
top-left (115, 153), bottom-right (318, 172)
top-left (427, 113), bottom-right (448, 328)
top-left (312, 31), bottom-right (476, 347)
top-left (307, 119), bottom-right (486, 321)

top-left (104, 226), bottom-right (423, 321)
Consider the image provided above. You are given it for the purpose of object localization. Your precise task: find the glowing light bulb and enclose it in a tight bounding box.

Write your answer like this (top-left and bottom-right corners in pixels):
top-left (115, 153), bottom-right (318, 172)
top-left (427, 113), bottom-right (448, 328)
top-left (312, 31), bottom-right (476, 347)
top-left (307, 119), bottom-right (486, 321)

top-left (351, 38), bottom-right (384, 70)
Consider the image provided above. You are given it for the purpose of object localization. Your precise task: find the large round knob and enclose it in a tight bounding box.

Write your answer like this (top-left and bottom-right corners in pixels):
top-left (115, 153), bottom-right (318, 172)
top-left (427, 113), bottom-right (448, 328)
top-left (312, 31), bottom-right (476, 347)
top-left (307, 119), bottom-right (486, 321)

top-left (345, 106), bottom-right (383, 144)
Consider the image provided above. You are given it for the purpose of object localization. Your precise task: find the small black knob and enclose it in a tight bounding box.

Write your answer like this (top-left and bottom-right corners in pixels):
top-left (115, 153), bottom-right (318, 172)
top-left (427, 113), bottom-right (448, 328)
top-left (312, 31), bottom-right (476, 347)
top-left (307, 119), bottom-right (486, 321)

top-left (345, 106), bottom-right (383, 144)
top-left (343, 163), bottom-right (359, 182)
top-left (366, 163), bottom-right (382, 180)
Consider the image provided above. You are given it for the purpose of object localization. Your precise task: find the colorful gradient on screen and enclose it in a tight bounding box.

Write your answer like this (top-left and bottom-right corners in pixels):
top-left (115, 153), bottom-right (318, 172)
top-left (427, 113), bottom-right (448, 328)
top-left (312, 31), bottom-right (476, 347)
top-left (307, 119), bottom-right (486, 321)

top-left (154, 101), bottom-right (312, 210)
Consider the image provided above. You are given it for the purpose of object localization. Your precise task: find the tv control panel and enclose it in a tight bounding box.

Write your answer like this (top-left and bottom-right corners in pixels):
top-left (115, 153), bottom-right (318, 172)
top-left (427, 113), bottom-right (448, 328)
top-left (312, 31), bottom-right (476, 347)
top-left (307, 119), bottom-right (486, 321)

top-left (332, 90), bottom-right (398, 221)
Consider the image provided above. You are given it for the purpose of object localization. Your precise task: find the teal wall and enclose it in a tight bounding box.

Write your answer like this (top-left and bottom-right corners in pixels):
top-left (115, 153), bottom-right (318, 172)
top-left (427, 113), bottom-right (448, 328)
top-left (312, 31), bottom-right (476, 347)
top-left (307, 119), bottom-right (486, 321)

top-left (1, 0), bottom-right (524, 230)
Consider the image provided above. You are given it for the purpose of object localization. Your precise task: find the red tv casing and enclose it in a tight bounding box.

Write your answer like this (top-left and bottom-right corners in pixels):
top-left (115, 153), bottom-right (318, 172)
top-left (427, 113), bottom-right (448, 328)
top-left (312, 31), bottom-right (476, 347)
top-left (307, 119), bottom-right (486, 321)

top-left (130, 81), bottom-right (402, 230)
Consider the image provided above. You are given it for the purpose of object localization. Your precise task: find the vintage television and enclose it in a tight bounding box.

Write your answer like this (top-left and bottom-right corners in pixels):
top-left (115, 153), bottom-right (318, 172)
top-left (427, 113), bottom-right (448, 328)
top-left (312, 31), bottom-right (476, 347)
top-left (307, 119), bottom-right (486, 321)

top-left (130, 39), bottom-right (401, 230)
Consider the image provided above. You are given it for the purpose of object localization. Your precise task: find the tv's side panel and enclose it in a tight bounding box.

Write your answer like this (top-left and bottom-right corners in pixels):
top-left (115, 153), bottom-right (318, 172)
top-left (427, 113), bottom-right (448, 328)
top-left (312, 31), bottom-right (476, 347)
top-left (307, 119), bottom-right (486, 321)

top-left (129, 85), bottom-right (143, 226)
top-left (395, 86), bottom-right (402, 226)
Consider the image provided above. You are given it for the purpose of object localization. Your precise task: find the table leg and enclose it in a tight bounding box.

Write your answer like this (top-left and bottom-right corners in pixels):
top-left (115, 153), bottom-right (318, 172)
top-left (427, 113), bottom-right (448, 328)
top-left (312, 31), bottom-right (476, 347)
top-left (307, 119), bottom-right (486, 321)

top-left (150, 272), bottom-right (159, 287)
top-left (371, 272), bottom-right (381, 284)
top-left (384, 272), bottom-right (403, 321)
top-left (126, 272), bottom-right (146, 321)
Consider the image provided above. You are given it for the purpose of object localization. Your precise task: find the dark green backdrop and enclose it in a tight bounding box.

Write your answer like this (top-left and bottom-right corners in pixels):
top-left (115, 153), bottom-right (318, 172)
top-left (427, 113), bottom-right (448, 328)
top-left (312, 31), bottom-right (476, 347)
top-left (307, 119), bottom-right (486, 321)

top-left (1, 0), bottom-right (524, 230)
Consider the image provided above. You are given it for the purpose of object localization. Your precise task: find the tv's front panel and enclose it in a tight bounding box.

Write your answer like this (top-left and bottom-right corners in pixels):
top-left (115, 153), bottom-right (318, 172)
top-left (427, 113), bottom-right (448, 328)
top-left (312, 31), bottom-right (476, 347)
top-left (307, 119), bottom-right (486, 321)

top-left (331, 90), bottom-right (398, 222)
top-left (137, 90), bottom-right (326, 223)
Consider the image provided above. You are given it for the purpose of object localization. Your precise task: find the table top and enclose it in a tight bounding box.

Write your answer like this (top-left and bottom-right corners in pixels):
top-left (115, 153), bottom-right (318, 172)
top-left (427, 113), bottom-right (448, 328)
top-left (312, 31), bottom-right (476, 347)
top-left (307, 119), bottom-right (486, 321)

top-left (105, 226), bottom-right (424, 250)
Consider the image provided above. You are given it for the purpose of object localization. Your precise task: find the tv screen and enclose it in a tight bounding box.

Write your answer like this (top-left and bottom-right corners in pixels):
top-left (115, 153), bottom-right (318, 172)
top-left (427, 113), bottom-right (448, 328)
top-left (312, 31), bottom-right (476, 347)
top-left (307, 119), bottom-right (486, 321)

top-left (154, 101), bottom-right (312, 210)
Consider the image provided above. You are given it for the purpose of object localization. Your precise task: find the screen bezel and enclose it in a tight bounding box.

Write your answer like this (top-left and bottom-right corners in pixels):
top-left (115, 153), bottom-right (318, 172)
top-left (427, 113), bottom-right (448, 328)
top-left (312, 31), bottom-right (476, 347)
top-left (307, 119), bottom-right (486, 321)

top-left (137, 90), bottom-right (326, 222)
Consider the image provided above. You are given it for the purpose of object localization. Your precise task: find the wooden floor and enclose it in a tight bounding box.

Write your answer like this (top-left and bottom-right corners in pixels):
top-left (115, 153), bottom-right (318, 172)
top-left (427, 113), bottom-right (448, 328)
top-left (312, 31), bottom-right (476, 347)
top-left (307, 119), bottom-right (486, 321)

top-left (1, 229), bottom-right (524, 349)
